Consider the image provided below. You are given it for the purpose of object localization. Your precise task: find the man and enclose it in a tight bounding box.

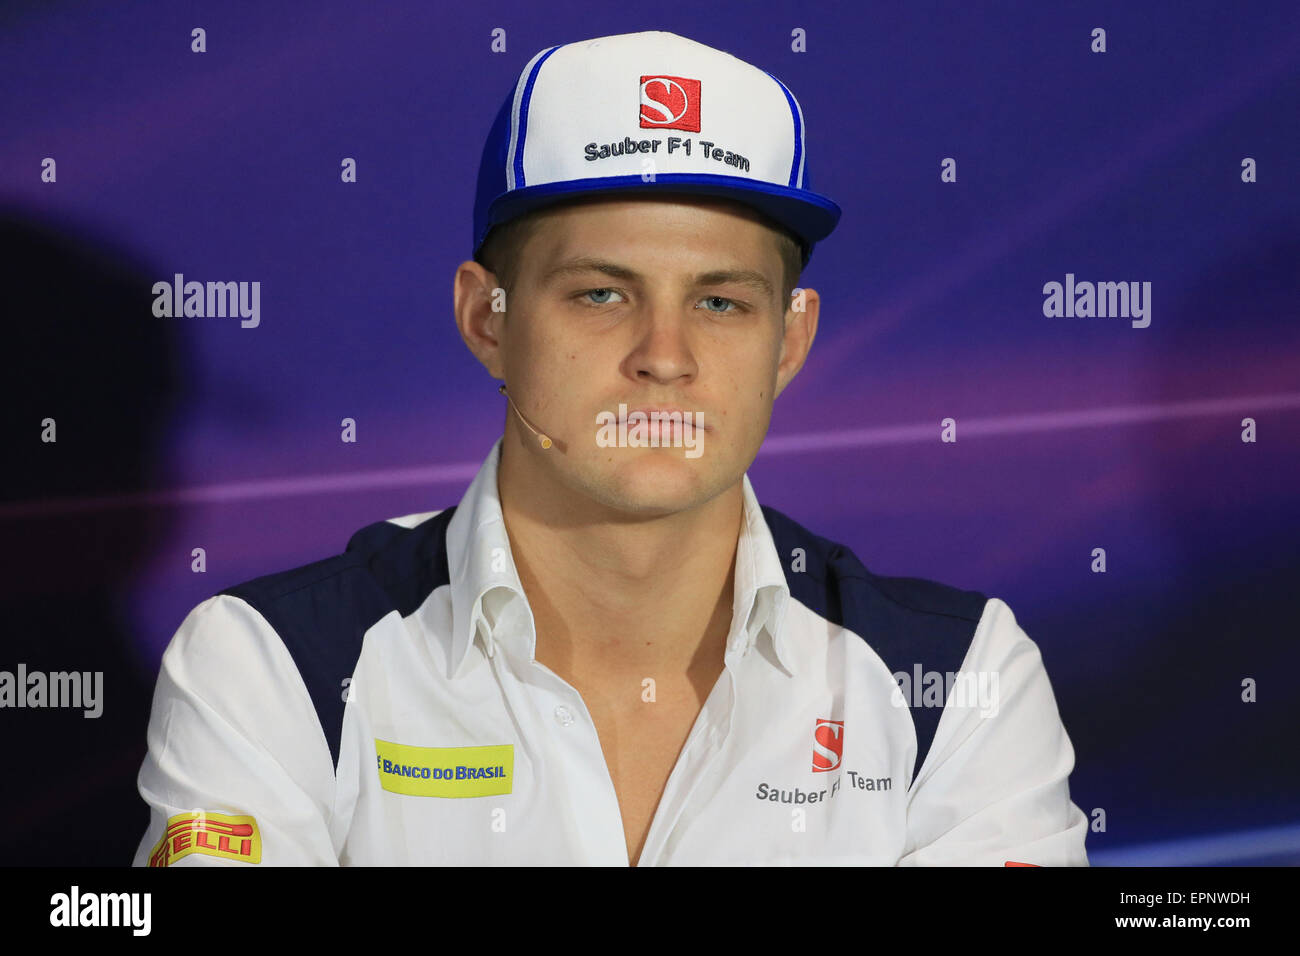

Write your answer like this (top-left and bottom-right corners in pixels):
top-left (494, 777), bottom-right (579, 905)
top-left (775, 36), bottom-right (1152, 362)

top-left (133, 30), bottom-right (1088, 866)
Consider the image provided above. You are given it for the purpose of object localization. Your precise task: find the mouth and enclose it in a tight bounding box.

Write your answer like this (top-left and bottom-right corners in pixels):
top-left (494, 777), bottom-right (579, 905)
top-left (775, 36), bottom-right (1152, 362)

top-left (616, 406), bottom-right (711, 432)
top-left (629, 418), bottom-right (699, 442)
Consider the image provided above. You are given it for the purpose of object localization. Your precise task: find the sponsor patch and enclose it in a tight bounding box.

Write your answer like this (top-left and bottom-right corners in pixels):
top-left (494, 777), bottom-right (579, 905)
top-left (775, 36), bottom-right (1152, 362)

top-left (374, 739), bottom-right (513, 798)
top-left (148, 811), bottom-right (261, 867)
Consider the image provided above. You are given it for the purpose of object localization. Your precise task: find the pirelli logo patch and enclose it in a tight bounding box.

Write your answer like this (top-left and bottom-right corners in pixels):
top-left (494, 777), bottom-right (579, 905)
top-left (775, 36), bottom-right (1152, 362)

top-left (374, 739), bottom-right (513, 798)
top-left (148, 811), bottom-right (262, 867)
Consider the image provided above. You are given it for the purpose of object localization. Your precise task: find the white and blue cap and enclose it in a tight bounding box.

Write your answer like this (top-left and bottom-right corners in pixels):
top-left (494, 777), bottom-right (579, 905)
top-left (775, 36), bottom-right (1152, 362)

top-left (472, 30), bottom-right (842, 269)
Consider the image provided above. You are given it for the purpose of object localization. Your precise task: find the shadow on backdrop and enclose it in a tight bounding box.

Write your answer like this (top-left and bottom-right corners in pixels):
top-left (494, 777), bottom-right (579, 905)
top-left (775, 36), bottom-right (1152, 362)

top-left (0, 207), bottom-right (190, 865)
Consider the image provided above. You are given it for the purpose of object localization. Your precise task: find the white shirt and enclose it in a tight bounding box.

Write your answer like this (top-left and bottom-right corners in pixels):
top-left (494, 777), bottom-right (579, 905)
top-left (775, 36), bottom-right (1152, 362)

top-left (133, 438), bottom-right (1089, 866)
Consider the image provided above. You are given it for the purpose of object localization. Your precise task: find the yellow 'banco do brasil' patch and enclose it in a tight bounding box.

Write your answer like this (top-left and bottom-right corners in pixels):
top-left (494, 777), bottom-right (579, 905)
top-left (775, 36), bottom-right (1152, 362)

top-left (374, 739), bottom-right (514, 797)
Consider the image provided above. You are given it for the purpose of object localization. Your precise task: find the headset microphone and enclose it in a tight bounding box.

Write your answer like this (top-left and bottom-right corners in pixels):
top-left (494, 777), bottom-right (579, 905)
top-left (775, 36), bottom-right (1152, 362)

top-left (498, 384), bottom-right (553, 449)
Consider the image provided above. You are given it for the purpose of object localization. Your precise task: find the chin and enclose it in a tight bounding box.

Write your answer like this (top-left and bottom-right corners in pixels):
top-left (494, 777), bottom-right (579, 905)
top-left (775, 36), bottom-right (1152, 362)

top-left (583, 450), bottom-right (724, 516)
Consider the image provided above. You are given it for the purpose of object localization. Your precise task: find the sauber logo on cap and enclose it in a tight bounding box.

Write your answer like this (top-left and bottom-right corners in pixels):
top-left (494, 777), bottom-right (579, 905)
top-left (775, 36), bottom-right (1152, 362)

top-left (811, 718), bottom-right (844, 772)
top-left (639, 75), bottom-right (700, 132)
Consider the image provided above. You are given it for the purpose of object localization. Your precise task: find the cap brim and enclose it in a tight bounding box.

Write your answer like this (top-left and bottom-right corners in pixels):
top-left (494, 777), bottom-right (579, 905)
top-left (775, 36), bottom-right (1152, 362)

top-left (477, 173), bottom-right (841, 269)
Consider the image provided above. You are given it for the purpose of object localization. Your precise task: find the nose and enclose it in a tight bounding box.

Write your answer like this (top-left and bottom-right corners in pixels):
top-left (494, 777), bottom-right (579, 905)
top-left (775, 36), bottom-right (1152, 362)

top-left (622, 298), bottom-right (698, 386)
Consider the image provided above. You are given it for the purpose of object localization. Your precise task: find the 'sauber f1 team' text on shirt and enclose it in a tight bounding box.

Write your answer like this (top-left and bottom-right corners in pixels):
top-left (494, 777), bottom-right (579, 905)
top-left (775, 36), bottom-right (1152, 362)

top-left (133, 438), bottom-right (1089, 866)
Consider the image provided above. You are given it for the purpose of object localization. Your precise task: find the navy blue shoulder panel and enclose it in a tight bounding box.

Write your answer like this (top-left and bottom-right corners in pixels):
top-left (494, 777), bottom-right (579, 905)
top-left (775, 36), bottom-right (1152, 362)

top-left (219, 506), bottom-right (457, 768)
top-left (760, 505), bottom-right (987, 784)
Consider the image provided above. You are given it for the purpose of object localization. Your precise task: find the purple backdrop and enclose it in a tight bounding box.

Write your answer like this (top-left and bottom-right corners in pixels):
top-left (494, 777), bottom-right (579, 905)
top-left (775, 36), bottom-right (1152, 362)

top-left (2, 0), bottom-right (1298, 865)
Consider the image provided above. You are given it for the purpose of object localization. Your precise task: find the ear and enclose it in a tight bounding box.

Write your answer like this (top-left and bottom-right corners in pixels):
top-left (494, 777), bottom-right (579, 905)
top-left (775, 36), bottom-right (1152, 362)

top-left (774, 286), bottom-right (820, 399)
top-left (453, 260), bottom-right (508, 379)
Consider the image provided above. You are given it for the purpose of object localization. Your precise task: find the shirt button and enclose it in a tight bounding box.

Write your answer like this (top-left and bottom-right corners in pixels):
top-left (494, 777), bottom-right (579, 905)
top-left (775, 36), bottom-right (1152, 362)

top-left (553, 705), bottom-right (575, 727)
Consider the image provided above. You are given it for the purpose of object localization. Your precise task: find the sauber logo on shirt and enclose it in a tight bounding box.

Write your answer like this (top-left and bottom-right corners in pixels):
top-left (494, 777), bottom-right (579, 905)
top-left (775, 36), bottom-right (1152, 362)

top-left (811, 718), bottom-right (844, 772)
top-left (375, 739), bottom-right (514, 798)
top-left (148, 811), bottom-right (261, 867)
top-left (639, 75), bottom-right (701, 132)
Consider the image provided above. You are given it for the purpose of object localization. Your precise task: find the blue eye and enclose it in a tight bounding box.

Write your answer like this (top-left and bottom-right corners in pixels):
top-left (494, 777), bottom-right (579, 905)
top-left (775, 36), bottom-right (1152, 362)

top-left (583, 288), bottom-right (623, 305)
top-left (698, 295), bottom-right (736, 313)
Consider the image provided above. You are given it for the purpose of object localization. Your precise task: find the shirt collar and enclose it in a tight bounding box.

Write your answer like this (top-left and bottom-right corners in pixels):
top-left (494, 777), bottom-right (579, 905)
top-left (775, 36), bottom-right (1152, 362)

top-left (441, 438), bottom-right (795, 679)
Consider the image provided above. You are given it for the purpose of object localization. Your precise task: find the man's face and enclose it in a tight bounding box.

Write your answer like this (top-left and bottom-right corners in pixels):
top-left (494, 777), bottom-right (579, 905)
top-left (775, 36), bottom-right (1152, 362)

top-left (461, 193), bottom-right (818, 519)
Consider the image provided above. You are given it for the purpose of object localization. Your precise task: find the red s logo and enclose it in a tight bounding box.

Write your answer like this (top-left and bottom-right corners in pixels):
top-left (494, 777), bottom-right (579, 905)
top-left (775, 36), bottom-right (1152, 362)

top-left (811, 719), bottom-right (844, 772)
top-left (639, 75), bottom-right (701, 132)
